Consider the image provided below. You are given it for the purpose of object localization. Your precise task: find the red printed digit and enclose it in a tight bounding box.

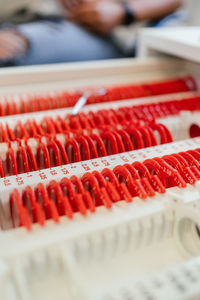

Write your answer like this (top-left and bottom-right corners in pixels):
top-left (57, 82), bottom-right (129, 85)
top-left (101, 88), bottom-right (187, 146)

top-left (39, 172), bottom-right (47, 180)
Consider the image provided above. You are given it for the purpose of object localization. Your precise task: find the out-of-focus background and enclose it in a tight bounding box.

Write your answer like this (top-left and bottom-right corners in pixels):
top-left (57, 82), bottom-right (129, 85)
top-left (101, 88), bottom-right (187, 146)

top-left (0, 0), bottom-right (199, 67)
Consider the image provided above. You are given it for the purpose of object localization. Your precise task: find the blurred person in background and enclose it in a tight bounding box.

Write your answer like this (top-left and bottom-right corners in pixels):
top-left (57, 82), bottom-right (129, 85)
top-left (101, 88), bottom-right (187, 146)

top-left (0, 0), bottom-right (184, 66)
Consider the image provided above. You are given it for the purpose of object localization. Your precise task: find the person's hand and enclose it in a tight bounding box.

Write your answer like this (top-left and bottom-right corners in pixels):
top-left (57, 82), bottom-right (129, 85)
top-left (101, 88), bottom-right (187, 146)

top-left (0, 30), bottom-right (28, 61)
top-left (67, 0), bottom-right (125, 35)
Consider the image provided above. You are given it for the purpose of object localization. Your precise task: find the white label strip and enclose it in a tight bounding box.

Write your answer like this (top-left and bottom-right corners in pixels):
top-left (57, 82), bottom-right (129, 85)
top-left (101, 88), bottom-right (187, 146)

top-left (0, 138), bottom-right (200, 199)
top-left (99, 257), bottom-right (200, 300)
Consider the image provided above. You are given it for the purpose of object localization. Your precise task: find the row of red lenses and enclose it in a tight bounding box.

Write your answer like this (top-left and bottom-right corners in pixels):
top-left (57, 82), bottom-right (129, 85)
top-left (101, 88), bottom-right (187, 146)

top-left (8, 147), bottom-right (200, 230)
top-left (0, 76), bottom-right (196, 117)
top-left (1, 95), bottom-right (200, 143)
top-left (0, 123), bottom-right (172, 177)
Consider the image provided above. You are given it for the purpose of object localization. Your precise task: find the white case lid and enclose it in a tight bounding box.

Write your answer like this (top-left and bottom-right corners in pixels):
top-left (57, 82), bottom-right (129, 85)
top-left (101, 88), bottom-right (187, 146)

top-left (138, 27), bottom-right (200, 63)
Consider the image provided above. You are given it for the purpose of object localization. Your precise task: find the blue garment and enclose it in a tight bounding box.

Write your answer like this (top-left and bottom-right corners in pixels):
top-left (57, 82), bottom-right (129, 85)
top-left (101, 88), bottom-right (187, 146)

top-left (153, 11), bottom-right (187, 27)
top-left (15, 20), bottom-right (123, 66)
